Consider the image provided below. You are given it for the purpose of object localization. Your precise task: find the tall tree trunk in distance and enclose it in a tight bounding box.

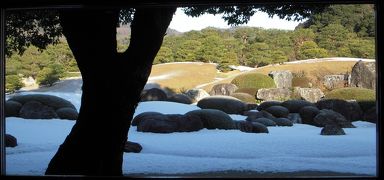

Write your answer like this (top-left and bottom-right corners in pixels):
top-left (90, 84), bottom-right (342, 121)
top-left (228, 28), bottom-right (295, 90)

top-left (45, 7), bottom-right (176, 176)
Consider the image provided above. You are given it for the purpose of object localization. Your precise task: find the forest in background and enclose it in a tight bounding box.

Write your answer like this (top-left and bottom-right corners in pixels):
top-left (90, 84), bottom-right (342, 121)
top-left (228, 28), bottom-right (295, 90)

top-left (5, 4), bottom-right (375, 92)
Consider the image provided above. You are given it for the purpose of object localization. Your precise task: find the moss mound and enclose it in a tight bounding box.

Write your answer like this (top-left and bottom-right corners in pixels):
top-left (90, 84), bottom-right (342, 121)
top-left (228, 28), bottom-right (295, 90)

top-left (325, 87), bottom-right (375, 102)
top-left (231, 73), bottom-right (276, 91)
top-left (230, 93), bottom-right (256, 103)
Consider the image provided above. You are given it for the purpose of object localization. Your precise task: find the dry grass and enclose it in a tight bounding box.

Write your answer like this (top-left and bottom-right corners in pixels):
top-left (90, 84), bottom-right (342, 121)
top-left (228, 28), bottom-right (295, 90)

top-left (149, 61), bottom-right (357, 93)
top-left (149, 62), bottom-right (217, 93)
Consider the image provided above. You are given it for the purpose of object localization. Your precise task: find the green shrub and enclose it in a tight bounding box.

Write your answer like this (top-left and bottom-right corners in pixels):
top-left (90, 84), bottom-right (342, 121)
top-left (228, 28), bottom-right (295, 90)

top-left (231, 73), bottom-right (276, 92)
top-left (325, 87), bottom-right (375, 102)
top-left (5, 75), bottom-right (24, 93)
top-left (37, 64), bottom-right (64, 86)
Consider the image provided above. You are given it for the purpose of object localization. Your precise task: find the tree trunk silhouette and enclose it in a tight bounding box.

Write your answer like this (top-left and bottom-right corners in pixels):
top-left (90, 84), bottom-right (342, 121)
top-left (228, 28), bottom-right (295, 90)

top-left (45, 7), bottom-right (176, 176)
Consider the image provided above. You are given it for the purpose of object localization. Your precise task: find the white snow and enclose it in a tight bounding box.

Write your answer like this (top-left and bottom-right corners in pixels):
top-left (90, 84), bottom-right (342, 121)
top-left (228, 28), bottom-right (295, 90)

top-left (4, 79), bottom-right (377, 177)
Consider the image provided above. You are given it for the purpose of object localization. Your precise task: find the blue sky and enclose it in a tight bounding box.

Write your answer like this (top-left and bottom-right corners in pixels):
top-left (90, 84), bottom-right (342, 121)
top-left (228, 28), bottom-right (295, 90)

top-left (169, 8), bottom-right (305, 32)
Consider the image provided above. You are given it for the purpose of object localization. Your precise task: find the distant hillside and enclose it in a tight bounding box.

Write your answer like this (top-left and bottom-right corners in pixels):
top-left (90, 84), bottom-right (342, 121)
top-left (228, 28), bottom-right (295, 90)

top-left (117, 24), bottom-right (182, 40)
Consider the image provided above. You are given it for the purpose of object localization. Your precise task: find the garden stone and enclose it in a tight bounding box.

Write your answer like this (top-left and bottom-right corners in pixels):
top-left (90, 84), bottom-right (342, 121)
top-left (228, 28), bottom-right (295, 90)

top-left (5, 134), bottom-right (17, 147)
top-left (19, 101), bottom-right (59, 119)
top-left (272, 118), bottom-right (293, 126)
top-left (281, 99), bottom-right (315, 113)
top-left (314, 109), bottom-right (355, 128)
top-left (320, 125), bottom-right (346, 135)
top-left (186, 109), bottom-right (235, 130)
top-left (5, 100), bottom-right (22, 117)
top-left (299, 106), bottom-right (321, 126)
top-left (167, 94), bottom-right (193, 104)
top-left (257, 88), bottom-right (291, 101)
top-left (316, 99), bottom-right (363, 121)
top-left (257, 101), bottom-right (282, 111)
top-left (265, 105), bottom-right (289, 118)
top-left (141, 88), bottom-right (168, 101)
top-left (209, 83), bottom-right (238, 96)
top-left (185, 89), bottom-right (210, 103)
top-left (268, 70), bottom-right (293, 88)
top-left (197, 96), bottom-right (247, 114)
top-left (287, 113), bottom-right (302, 124)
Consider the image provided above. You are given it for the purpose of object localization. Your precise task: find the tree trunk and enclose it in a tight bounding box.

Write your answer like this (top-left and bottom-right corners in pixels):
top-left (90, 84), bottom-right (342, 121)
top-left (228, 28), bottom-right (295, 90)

top-left (45, 7), bottom-right (176, 176)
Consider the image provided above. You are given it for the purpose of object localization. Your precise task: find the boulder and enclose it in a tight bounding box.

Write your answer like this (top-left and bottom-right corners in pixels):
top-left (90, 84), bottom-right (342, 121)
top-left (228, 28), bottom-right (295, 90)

top-left (186, 109), bottom-right (235, 130)
top-left (19, 101), bottom-right (59, 119)
top-left (363, 106), bottom-right (376, 123)
top-left (299, 106), bottom-right (321, 126)
top-left (350, 60), bottom-right (376, 90)
top-left (287, 113), bottom-right (302, 124)
top-left (323, 75), bottom-right (347, 90)
top-left (124, 141), bottom-right (143, 153)
top-left (141, 88), bottom-right (168, 101)
top-left (137, 116), bottom-right (179, 133)
top-left (131, 112), bottom-right (165, 126)
top-left (197, 96), bottom-right (247, 114)
top-left (265, 105), bottom-right (290, 118)
top-left (135, 113), bottom-right (204, 133)
top-left (272, 118), bottom-right (293, 126)
top-left (314, 109), bottom-right (355, 128)
top-left (8, 94), bottom-right (76, 110)
top-left (209, 83), bottom-right (238, 96)
top-left (56, 107), bottom-right (78, 120)
top-left (257, 88), bottom-right (291, 101)
top-left (268, 70), bottom-right (293, 88)
top-left (245, 110), bottom-right (275, 120)
top-left (237, 121), bottom-right (269, 133)
top-left (281, 99), bottom-right (316, 113)
top-left (316, 99), bottom-right (363, 121)
top-left (185, 89), bottom-right (210, 103)
top-left (293, 87), bottom-right (324, 103)
top-left (6, 94), bottom-right (78, 120)
top-left (5, 134), bottom-right (18, 147)
top-left (246, 117), bottom-right (276, 127)
top-left (257, 101), bottom-right (282, 111)
top-left (167, 94), bottom-right (193, 104)
top-left (320, 125), bottom-right (346, 135)
top-left (5, 100), bottom-right (22, 117)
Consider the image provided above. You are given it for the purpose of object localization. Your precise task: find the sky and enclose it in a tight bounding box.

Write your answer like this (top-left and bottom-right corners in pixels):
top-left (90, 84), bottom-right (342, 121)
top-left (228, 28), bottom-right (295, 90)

top-left (168, 8), bottom-right (304, 32)
top-left (5, 77), bottom-right (377, 177)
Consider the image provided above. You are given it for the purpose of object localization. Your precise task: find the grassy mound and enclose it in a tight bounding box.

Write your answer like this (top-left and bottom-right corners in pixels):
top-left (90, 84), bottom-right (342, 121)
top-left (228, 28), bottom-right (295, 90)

top-left (231, 73), bottom-right (276, 91)
top-left (325, 87), bottom-right (375, 102)
top-left (325, 87), bottom-right (376, 111)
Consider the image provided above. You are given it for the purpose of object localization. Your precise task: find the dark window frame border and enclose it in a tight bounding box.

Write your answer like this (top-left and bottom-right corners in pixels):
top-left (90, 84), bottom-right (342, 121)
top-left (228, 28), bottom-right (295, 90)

top-left (1, 0), bottom-right (381, 178)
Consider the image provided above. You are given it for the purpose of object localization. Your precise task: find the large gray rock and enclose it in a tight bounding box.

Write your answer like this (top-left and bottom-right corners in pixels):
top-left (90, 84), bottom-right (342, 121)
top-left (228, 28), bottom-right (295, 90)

top-left (257, 88), bottom-right (291, 101)
top-left (323, 75), bottom-right (347, 90)
top-left (316, 99), bottom-right (363, 121)
top-left (268, 70), bottom-right (293, 88)
top-left (350, 60), bottom-right (376, 90)
top-left (184, 89), bottom-right (210, 103)
top-left (294, 87), bottom-right (324, 103)
top-left (209, 83), bottom-right (238, 96)
top-left (19, 101), bottom-right (59, 119)
top-left (197, 96), bottom-right (247, 114)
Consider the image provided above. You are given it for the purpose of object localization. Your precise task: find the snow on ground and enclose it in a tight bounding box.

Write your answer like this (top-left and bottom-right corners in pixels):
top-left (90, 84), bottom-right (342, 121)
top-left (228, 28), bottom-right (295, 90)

top-left (5, 98), bottom-right (377, 176)
top-left (4, 69), bottom-right (377, 177)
